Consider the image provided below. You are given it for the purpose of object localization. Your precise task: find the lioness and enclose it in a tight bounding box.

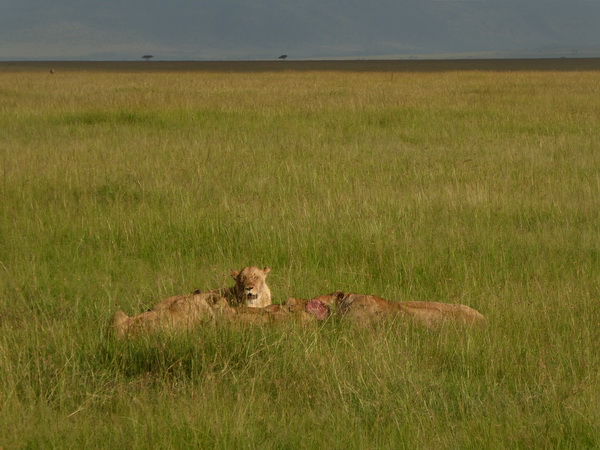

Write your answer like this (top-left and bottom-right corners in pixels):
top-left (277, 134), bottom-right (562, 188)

top-left (111, 295), bottom-right (327, 337)
top-left (153, 266), bottom-right (272, 311)
top-left (304, 291), bottom-right (486, 327)
top-left (111, 291), bottom-right (233, 338)
top-left (211, 266), bottom-right (272, 308)
top-left (111, 266), bottom-right (272, 337)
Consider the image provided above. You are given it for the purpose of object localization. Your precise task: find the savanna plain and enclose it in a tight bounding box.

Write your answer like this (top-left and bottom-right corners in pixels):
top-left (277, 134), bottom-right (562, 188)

top-left (1, 60), bottom-right (599, 448)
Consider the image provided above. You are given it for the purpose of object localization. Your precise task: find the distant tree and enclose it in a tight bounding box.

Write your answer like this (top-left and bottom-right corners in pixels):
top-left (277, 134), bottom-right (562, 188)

top-left (142, 55), bottom-right (154, 61)
top-left (278, 54), bottom-right (288, 60)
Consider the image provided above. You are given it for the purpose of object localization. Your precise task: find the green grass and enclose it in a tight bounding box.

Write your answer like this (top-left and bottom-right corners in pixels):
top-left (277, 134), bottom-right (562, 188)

top-left (1, 63), bottom-right (599, 448)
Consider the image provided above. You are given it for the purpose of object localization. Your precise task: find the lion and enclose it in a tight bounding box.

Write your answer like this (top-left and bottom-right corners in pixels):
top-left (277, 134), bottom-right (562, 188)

top-left (111, 291), bottom-right (234, 338)
top-left (112, 296), bottom-right (328, 337)
top-left (111, 266), bottom-right (272, 337)
top-left (212, 266), bottom-right (272, 308)
top-left (153, 266), bottom-right (272, 311)
top-left (302, 291), bottom-right (486, 327)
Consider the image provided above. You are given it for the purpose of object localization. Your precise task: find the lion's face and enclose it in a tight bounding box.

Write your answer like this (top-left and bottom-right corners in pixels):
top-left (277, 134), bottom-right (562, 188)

top-left (230, 266), bottom-right (271, 307)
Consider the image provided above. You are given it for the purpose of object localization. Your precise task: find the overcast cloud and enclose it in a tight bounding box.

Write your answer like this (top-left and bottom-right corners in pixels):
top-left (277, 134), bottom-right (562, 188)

top-left (1, 0), bottom-right (599, 60)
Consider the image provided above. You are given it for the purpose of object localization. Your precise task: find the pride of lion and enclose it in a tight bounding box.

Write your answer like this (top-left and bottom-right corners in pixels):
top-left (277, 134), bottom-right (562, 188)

top-left (111, 266), bottom-right (486, 337)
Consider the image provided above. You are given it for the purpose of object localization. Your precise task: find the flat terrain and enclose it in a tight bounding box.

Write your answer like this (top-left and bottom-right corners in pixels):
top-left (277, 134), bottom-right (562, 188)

top-left (3, 57), bottom-right (600, 72)
top-left (1, 60), bottom-right (599, 448)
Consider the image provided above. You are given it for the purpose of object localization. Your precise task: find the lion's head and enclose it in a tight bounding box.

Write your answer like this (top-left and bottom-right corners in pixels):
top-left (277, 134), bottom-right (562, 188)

top-left (230, 266), bottom-right (272, 308)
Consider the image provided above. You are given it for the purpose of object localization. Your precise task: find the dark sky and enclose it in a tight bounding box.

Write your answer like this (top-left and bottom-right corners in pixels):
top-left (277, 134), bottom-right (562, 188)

top-left (2, 0), bottom-right (600, 60)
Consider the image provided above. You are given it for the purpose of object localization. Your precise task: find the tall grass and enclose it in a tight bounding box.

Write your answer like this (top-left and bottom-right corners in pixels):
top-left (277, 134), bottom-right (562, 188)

top-left (1, 64), bottom-right (599, 448)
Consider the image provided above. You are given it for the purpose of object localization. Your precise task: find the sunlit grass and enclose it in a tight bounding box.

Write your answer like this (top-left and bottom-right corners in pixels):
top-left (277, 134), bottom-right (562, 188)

top-left (1, 63), bottom-right (599, 447)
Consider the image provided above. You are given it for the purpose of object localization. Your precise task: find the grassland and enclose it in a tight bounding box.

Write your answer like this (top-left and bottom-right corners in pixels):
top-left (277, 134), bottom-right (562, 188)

top-left (1, 60), bottom-right (599, 448)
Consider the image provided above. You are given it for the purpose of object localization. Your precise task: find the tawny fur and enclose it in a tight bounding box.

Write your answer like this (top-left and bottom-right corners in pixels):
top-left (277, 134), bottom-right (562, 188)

top-left (304, 291), bottom-right (486, 327)
top-left (111, 266), bottom-right (272, 337)
top-left (223, 302), bottom-right (318, 325)
top-left (215, 266), bottom-right (272, 308)
top-left (111, 292), bottom-right (233, 338)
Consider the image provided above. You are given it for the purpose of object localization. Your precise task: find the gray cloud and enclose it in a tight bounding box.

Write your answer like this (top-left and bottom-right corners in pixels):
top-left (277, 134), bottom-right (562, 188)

top-left (1, 0), bottom-right (599, 59)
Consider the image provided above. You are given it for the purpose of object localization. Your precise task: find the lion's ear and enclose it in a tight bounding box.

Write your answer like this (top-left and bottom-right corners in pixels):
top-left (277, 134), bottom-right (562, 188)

top-left (230, 270), bottom-right (240, 279)
top-left (262, 267), bottom-right (271, 276)
top-left (335, 291), bottom-right (345, 300)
